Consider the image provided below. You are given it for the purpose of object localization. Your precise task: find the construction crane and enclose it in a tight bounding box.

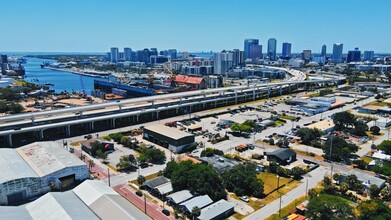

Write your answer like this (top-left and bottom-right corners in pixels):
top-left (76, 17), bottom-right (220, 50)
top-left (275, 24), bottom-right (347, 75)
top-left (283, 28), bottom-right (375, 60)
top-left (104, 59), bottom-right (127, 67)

top-left (147, 69), bottom-right (158, 89)
top-left (163, 63), bottom-right (177, 87)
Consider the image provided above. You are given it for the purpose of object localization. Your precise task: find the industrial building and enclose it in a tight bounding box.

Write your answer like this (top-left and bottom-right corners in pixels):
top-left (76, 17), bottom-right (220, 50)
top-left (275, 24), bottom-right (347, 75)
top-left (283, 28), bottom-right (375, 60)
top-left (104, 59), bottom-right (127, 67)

top-left (0, 141), bottom-right (90, 205)
top-left (0, 180), bottom-right (151, 220)
top-left (266, 148), bottom-right (297, 165)
top-left (143, 124), bottom-right (195, 153)
top-left (179, 195), bottom-right (213, 214)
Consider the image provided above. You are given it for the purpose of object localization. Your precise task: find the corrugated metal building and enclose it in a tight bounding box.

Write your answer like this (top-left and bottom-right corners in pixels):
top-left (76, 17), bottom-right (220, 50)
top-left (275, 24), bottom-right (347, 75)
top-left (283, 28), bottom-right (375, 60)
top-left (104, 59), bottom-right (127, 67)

top-left (0, 180), bottom-right (151, 220)
top-left (0, 141), bottom-right (90, 205)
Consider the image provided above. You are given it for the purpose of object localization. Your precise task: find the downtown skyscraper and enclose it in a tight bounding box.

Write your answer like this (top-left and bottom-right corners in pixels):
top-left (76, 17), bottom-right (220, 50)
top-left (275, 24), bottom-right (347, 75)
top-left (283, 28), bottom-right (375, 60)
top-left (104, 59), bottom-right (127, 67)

top-left (110, 47), bottom-right (119, 63)
top-left (214, 52), bottom-right (233, 75)
top-left (244, 39), bottom-right (259, 59)
top-left (267, 38), bottom-right (277, 61)
top-left (282, 42), bottom-right (292, 59)
top-left (332, 43), bottom-right (343, 63)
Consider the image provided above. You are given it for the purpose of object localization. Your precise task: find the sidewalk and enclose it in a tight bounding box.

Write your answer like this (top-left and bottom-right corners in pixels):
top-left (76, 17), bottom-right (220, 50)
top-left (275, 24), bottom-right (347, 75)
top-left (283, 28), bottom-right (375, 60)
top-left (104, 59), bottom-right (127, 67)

top-left (113, 184), bottom-right (175, 220)
top-left (72, 148), bottom-right (117, 179)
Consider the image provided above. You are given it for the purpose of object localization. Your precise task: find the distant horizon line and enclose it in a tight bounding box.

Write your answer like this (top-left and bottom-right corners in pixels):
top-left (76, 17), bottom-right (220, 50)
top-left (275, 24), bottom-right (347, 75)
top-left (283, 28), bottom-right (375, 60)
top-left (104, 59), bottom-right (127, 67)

top-left (1, 51), bottom-right (391, 55)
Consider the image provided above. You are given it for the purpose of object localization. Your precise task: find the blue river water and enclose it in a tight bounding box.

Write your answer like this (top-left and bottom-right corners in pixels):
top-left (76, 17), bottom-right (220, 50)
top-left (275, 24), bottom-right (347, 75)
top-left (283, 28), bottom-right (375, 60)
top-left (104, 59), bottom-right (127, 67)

top-left (23, 57), bottom-right (108, 94)
top-left (14, 52), bottom-right (213, 94)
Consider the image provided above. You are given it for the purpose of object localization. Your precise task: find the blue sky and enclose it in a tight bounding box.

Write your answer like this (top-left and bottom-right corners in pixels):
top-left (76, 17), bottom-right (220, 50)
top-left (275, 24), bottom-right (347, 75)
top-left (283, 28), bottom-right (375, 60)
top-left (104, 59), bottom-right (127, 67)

top-left (1, 0), bottom-right (390, 53)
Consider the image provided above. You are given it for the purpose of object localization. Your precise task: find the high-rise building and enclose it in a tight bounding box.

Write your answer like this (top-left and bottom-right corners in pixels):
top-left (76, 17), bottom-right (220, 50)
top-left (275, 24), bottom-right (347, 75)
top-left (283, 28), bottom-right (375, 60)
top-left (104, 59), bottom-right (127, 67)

top-left (332, 43), bottom-right (343, 63)
top-left (232, 49), bottom-right (244, 67)
top-left (119, 52), bottom-right (124, 61)
top-left (110, 47), bottom-right (119, 63)
top-left (267, 38), bottom-right (277, 61)
top-left (363, 51), bottom-right (374, 61)
top-left (124, 48), bottom-right (132, 61)
top-left (168, 49), bottom-right (177, 60)
top-left (347, 48), bottom-right (361, 63)
top-left (244, 39), bottom-right (259, 59)
top-left (213, 52), bottom-right (233, 75)
top-left (302, 50), bottom-right (312, 62)
top-left (249, 45), bottom-right (262, 60)
top-left (321, 45), bottom-right (327, 57)
top-left (182, 51), bottom-right (189, 59)
top-left (150, 48), bottom-right (158, 56)
top-left (282, 42), bottom-right (292, 59)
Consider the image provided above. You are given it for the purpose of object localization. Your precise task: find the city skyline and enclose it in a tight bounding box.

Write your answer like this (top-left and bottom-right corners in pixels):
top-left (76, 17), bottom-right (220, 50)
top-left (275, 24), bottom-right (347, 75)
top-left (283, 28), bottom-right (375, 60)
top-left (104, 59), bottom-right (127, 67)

top-left (0, 0), bottom-right (390, 53)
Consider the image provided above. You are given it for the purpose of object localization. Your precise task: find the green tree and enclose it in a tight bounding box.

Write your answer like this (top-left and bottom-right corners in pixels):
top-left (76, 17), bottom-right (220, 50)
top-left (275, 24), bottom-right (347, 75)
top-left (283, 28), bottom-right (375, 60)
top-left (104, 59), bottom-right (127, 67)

top-left (369, 184), bottom-right (380, 198)
top-left (308, 188), bottom-right (318, 199)
top-left (291, 167), bottom-right (307, 180)
top-left (96, 150), bottom-right (108, 162)
top-left (333, 111), bottom-right (356, 131)
top-left (296, 128), bottom-right (322, 146)
top-left (116, 154), bottom-right (137, 171)
top-left (137, 175), bottom-right (146, 185)
top-left (109, 133), bottom-right (123, 143)
top-left (307, 194), bottom-right (354, 220)
top-left (356, 199), bottom-right (391, 220)
top-left (351, 120), bottom-right (368, 137)
top-left (339, 182), bottom-right (349, 195)
top-left (370, 126), bottom-right (380, 135)
top-left (322, 136), bottom-right (358, 162)
top-left (200, 148), bottom-right (224, 157)
top-left (88, 159), bottom-right (95, 171)
top-left (191, 206), bottom-right (201, 220)
top-left (377, 140), bottom-right (391, 155)
top-left (90, 141), bottom-right (102, 157)
top-left (222, 163), bottom-right (264, 198)
top-left (165, 161), bottom-right (227, 201)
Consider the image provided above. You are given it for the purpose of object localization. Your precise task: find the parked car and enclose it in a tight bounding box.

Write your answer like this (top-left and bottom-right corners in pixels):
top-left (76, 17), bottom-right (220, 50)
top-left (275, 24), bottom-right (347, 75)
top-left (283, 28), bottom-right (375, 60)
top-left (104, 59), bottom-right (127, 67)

top-left (162, 209), bottom-right (170, 216)
top-left (239, 196), bottom-right (249, 203)
top-left (135, 191), bottom-right (143, 197)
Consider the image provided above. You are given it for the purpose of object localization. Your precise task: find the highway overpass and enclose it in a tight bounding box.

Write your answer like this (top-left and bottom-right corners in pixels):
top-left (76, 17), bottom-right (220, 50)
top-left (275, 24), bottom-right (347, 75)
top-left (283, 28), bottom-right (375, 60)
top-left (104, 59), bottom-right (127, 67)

top-left (0, 78), bottom-right (344, 146)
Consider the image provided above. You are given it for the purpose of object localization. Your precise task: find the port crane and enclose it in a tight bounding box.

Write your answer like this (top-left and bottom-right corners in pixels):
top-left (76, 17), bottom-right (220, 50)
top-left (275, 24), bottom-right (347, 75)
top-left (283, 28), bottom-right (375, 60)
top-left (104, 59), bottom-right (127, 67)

top-left (163, 63), bottom-right (177, 87)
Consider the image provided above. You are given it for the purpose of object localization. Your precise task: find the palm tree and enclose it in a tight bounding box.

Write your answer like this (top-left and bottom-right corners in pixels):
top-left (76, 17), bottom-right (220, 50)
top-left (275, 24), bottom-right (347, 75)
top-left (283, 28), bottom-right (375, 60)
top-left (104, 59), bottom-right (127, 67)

top-left (191, 206), bottom-right (201, 220)
top-left (88, 159), bottom-right (95, 172)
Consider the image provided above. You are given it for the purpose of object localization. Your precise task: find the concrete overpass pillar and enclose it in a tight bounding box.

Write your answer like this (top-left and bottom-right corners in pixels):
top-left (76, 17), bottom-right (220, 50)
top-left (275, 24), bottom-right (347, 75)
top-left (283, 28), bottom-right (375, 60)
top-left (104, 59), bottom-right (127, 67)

top-left (267, 86), bottom-right (271, 98)
top-left (66, 125), bottom-right (71, 136)
top-left (156, 111), bottom-right (159, 120)
top-left (215, 101), bottom-right (217, 108)
top-left (31, 116), bottom-right (35, 124)
top-left (136, 115), bottom-right (139, 122)
top-left (280, 85), bottom-right (283, 95)
top-left (180, 97), bottom-right (182, 102)
top-left (253, 88), bottom-right (256, 101)
top-left (289, 84), bottom-right (291, 93)
top-left (91, 122), bottom-right (94, 130)
top-left (119, 105), bottom-right (122, 110)
top-left (7, 134), bottom-right (12, 147)
top-left (39, 130), bottom-right (44, 140)
top-left (151, 100), bottom-right (154, 106)
top-left (235, 91), bottom-right (238, 104)
top-left (176, 108), bottom-right (179, 114)
top-left (112, 118), bottom-right (116, 128)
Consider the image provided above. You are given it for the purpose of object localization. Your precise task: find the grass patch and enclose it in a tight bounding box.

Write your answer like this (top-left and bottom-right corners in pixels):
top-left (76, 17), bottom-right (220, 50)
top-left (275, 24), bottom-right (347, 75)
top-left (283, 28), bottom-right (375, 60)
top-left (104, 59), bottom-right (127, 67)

top-left (265, 195), bottom-right (307, 220)
top-left (70, 141), bottom-right (81, 146)
top-left (367, 101), bottom-right (390, 107)
top-left (280, 115), bottom-right (296, 121)
top-left (360, 156), bottom-right (373, 164)
top-left (274, 120), bottom-right (286, 126)
top-left (257, 172), bottom-right (292, 194)
top-left (294, 149), bottom-right (324, 161)
top-left (106, 164), bottom-right (118, 172)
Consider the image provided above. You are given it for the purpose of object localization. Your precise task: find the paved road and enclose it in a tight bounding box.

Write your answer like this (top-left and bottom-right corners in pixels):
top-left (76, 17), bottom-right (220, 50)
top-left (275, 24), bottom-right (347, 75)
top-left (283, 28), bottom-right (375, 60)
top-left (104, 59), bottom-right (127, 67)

top-left (113, 184), bottom-right (175, 220)
top-left (245, 166), bottom-right (328, 220)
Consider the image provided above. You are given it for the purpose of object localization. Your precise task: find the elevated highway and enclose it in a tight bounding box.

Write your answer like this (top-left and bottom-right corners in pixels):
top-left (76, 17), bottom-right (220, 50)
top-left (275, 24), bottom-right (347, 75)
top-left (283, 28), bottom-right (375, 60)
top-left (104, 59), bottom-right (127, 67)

top-left (0, 77), bottom-right (344, 146)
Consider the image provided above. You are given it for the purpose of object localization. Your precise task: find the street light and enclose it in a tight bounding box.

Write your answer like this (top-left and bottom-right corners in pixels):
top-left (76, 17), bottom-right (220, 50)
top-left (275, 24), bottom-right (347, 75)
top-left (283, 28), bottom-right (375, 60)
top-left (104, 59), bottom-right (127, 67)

top-left (277, 175), bottom-right (282, 217)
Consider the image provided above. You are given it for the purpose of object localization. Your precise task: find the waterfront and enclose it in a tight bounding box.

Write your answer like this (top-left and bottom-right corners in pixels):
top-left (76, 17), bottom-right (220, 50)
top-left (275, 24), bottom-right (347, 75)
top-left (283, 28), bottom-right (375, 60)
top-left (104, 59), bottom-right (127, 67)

top-left (23, 57), bottom-right (109, 94)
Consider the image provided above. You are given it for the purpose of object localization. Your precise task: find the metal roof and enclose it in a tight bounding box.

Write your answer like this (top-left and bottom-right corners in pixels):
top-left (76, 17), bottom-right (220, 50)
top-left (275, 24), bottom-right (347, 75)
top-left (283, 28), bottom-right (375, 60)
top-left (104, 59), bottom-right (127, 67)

top-left (179, 195), bottom-right (213, 213)
top-left (155, 182), bottom-right (173, 195)
top-left (143, 176), bottom-right (171, 189)
top-left (0, 148), bottom-right (38, 184)
top-left (16, 141), bottom-right (86, 177)
top-left (144, 124), bottom-right (194, 140)
top-left (198, 199), bottom-right (234, 220)
top-left (73, 180), bottom-right (151, 220)
top-left (167, 190), bottom-right (194, 204)
top-left (267, 148), bottom-right (296, 161)
top-left (25, 191), bottom-right (99, 220)
top-left (0, 206), bottom-right (32, 220)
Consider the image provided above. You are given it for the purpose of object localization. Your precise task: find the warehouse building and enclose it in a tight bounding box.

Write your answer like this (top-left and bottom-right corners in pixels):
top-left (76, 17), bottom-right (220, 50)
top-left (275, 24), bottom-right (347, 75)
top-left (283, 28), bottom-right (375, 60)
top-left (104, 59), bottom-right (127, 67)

top-left (0, 141), bottom-right (90, 205)
top-left (143, 124), bottom-right (195, 153)
top-left (0, 180), bottom-right (151, 220)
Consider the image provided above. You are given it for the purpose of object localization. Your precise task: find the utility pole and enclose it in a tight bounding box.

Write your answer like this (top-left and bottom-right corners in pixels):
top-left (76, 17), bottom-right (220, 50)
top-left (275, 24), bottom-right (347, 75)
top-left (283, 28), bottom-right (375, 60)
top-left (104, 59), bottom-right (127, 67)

top-left (329, 137), bottom-right (334, 181)
top-left (108, 168), bottom-right (111, 187)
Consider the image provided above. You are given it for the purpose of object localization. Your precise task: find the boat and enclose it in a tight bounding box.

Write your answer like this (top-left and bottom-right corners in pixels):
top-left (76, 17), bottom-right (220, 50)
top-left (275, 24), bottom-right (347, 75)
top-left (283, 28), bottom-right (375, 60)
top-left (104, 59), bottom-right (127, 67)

top-left (45, 82), bottom-right (54, 86)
